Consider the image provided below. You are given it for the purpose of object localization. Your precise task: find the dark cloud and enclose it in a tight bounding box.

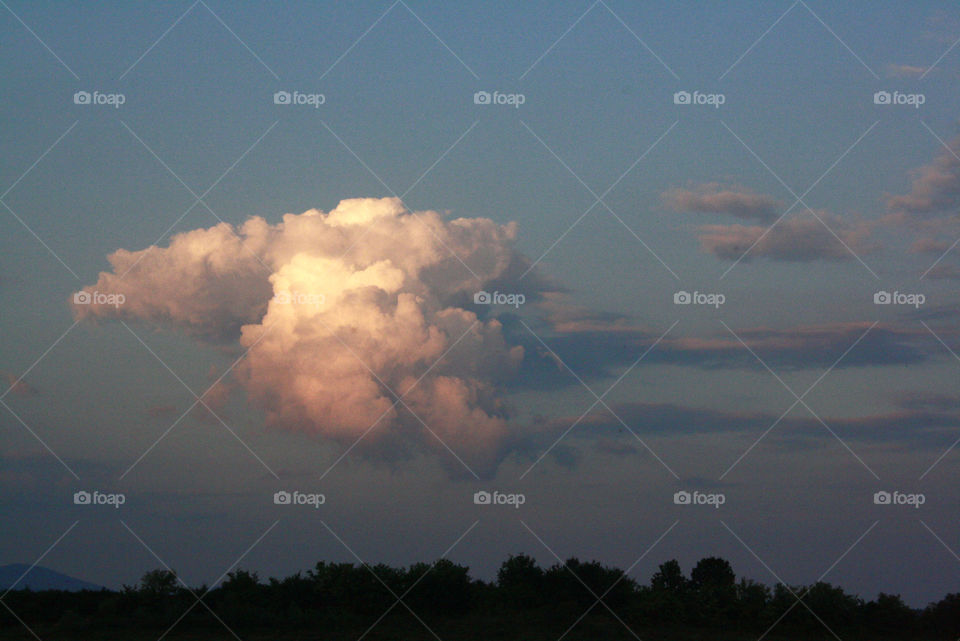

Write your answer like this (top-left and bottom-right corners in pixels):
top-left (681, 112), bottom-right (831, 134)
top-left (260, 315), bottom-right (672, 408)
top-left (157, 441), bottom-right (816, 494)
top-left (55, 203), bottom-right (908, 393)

top-left (696, 214), bottom-right (874, 262)
top-left (663, 183), bottom-right (780, 221)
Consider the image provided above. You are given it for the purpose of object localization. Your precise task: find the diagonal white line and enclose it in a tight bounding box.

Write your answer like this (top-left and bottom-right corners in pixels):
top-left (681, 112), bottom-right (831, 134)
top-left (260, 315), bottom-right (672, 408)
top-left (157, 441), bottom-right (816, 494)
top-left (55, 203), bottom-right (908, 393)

top-left (520, 120), bottom-right (679, 279)
top-left (719, 0), bottom-right (799, 80)
top-left (721, 520), bottom-right (845, 641)
top-left (0, 201), bottom-right (80, 279)
top-left (798, 0), bottom-right (878, 78)
top-left (755, 520), bottom-right (878, 641)
top-left (119, 323), bottom-right (276, 480)
top-left (199, 121), bottom-right (280, 200)
top-left (0, 0), bottom-right (79, 79)
top-left (798, 399), bottom-right (879, 479)
top-left (119, 120), bottom-right (272, 272)
top-left (718, 120), bottom-right (879, 279)
top-left (520, 320), bottom-right (678, 479)
top-left (119, 0), bottom-right (200, 80)
top-left (338, 119), bottom-right (481, 268)
top-left (2, 120), bottom-right (79, 200)
top-left (0, 520), bottom-right (79, 598)
top-left (315, 318), bottom-right (482, 480)
top-left (599, 0), bottom-right (679, 79)
top-left (556, 519), bottom-right (679, 641)
top-left (199, 0), bottom-right (279, 79)
top-left (356, 520), bottom-right (479, 641)
top-left (719, 320), bottom-right (879, 479)
top-left (720, 398), bottom-right (801, 481)
top-left (520, 0), bottom-right (600, 80)
top-left (805, 207), bottom-right (880, 279)
top-left (917, 122), bottom-right (960, 279)
top-left (120, 321), bottom-right (279, 478)
top-left (920, 33), bottom-right (960, 79)
top-left (520, 520), bottom-right (644, 641)
top-left (401, 120), bottom-right (480, 199)
top-left (116, 121), bottom-right (277, 281)
top-left (399, 0), bottom-right (479, 79)
top-left (320, 119), bottom-right (481, 281)
top-left (1, 320), bottom-right (79, 402)
top-left (520, 120), bottom-right (600, 199)
top-left (918, 321), bottom-right (960, 479)
top-left (596, 199), bottom-right (681, 279)
top-left (120, 121), bottom-right (202, 199)
top-left (320, 520), bottom-right (447, 641)
top-left (320, 0), bottom-right (400, 81)
top-left (0, 399), bottom-right (80, 479)
top-left (0, 600), bottom-right (42, 641)
top-left (920, 520), bottom-right (960, 563)
top-left (122, 519), bottom-right (277, 641)
top-left (520, 120), bottom-right (678, 280)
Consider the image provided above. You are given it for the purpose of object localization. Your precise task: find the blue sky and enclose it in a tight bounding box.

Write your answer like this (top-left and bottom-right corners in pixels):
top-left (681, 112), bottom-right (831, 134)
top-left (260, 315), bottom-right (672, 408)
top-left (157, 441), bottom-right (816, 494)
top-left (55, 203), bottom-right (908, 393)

top-left (2, 0), bottom-right (960, 609)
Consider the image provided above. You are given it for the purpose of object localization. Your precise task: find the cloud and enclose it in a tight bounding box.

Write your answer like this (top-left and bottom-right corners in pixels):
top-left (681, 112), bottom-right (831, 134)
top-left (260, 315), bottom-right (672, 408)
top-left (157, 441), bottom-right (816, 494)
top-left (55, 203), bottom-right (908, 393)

top-left (885, 63), bottom-right (929, 78)
top-left (73, 197), bottom-right (549, 475)
top-left (1, 372), bottom-right (37, 397)
top-left (662, 183), bottom-right (779, 221)
top-left (542, 392), bottom-right (960, 448)
top-left (886, 135), bottom-right (960, 215)
top-left (925, 264), bottom-right (960, 280)
top-left (696, 213), bottom-right (873, 261)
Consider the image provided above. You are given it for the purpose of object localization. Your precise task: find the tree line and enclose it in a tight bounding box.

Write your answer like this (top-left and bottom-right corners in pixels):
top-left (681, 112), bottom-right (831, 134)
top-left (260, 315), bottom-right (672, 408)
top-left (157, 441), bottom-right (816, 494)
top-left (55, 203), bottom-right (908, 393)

top-left (1, 555), bottom-right (957, 640)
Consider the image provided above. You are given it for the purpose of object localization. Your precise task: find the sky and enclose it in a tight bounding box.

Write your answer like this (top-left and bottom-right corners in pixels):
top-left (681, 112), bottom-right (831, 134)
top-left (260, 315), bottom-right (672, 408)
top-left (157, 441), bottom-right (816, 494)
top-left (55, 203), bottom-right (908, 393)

top-left (2, 0), bottom-right (960, 612)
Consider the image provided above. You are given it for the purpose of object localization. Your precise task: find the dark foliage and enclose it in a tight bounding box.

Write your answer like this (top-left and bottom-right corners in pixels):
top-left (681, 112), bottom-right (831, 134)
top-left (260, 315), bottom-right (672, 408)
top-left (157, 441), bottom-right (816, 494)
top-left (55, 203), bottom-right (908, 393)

top-left (0, 556), bottom-right (956, 640)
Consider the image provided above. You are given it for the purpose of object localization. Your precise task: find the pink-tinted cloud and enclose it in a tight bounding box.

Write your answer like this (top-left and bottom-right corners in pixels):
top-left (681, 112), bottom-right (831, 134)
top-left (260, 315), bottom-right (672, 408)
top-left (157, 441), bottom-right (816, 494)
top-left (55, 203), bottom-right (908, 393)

top-left (696, 213), bottom-right (873, 261)
top-left (73, 198), bottom-right (536, 474)
top-left (885, 63), bottom-right (929, 78)
top-left (1, 372), bottom-right (37, 397)
top-left (886, 135), bottom-right (960, 215)
top-left (662, 183), bottom-right (779, 221)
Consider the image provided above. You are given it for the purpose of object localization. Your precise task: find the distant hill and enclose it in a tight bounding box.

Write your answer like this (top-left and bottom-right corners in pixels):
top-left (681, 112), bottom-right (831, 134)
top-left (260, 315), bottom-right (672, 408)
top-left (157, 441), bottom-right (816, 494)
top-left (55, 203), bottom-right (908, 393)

top-left (0, 564), bottom-right (105, 591)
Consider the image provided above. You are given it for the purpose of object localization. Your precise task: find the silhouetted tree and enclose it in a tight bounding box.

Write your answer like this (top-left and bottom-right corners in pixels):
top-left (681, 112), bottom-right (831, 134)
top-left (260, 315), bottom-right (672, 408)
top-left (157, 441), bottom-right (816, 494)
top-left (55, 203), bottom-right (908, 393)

top-left (497, 554), bottom-right (544, 609)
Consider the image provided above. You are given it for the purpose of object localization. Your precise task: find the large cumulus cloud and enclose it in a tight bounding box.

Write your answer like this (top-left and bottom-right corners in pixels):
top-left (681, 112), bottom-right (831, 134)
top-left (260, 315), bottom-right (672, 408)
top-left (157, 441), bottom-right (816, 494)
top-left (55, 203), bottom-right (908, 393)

top-left (73, 198), bottom-right (542, 474)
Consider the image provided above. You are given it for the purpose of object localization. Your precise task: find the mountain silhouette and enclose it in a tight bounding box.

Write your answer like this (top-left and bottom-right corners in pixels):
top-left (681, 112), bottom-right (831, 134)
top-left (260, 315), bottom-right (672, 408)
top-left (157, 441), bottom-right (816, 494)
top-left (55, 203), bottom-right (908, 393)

top-left (0, 564), bottom-right (104, 591)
